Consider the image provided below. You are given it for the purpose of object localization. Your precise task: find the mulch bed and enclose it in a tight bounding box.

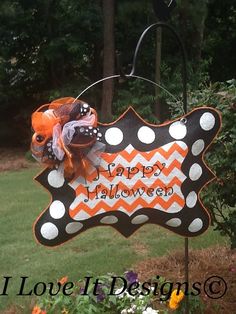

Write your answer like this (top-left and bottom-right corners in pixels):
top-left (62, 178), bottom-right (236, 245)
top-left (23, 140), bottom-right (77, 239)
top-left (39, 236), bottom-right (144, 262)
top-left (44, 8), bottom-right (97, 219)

top-left (134, 245), bottom-right (236, 313)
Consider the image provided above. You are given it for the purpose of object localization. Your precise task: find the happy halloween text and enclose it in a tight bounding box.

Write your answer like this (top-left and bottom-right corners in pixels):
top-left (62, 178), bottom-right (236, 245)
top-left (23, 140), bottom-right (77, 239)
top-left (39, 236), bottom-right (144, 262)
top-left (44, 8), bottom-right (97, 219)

top-left (83, 162), bottom-right (174, 201)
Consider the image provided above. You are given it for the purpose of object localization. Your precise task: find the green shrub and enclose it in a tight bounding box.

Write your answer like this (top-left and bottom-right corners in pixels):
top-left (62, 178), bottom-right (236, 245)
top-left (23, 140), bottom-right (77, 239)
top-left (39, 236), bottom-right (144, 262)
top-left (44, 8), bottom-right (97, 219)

top-left (176, 80), bottom-right (236, 248)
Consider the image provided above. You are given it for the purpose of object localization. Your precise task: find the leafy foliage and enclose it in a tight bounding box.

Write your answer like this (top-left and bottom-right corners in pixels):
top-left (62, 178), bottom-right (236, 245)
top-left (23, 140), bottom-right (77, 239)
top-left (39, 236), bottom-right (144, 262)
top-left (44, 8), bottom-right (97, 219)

top-left (205, 0), bottom-right (236, 81)
top-left (0, 0), bottom-right (103, 146)
top-left (33, 272), bottom-right (186, 314)
top-left (187, 80), bottom-right (236, 248)
top-left (112, 80), bottom-right (160, 123)
top-left (0, 0), bottom-right (235, 145)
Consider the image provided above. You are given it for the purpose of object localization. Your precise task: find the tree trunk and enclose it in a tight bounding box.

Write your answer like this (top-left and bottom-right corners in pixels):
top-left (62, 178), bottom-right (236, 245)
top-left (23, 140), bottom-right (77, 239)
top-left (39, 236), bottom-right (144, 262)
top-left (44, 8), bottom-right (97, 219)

top-left (154, 28), bottom-right (162, 122)
top-left (178, 0), bottom-right (207, 70)
top-left (101, 0), bottom-right (115, 122)
top-left (45, 0), bottom-right (58, 88)
top-left (191, 12), bottom-right (207, 71)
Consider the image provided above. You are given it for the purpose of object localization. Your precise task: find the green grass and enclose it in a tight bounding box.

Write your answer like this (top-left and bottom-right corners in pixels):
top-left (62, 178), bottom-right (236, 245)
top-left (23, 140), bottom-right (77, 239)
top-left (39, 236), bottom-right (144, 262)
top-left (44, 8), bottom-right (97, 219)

top-left (0, 168), bottom-right (228, 312)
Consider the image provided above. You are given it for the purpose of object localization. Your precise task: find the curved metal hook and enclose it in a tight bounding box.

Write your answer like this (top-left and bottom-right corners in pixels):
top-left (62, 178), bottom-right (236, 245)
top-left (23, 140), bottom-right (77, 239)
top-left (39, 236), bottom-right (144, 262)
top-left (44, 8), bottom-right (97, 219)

top-left (75, 22), bottom-right (187, 115)
top-left (129, 22), bottom-right (187, 113)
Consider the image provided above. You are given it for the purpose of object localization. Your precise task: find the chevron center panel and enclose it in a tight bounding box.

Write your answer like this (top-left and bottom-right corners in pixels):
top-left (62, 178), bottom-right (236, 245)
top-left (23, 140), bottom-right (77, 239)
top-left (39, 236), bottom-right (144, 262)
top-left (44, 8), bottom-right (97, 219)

top-left (69, 141), bottom-right (188, 220)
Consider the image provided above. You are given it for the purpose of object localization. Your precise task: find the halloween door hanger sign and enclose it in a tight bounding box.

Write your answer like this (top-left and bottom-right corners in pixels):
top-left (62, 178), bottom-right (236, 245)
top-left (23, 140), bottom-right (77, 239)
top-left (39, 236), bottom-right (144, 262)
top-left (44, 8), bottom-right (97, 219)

top-left (31, 97), bottom-right (221, 246)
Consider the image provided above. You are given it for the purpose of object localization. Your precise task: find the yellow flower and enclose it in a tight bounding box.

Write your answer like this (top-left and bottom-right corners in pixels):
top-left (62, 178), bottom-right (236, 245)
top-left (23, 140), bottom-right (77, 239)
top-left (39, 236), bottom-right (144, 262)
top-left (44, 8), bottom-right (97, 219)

top-left (169, 299), bottom-right (179, 310)
top-left (32, 305), bottom-right (42, 314)
top-left (61, 308), bottom-right (69, 314)
top-left (168, 289), bottom-right (185, 310)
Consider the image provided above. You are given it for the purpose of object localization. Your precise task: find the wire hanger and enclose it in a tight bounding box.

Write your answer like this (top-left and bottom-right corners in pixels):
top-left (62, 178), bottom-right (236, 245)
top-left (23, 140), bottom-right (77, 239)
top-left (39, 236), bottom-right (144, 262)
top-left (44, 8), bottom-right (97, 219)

top-left (74, 13), bottom-right (187, 115)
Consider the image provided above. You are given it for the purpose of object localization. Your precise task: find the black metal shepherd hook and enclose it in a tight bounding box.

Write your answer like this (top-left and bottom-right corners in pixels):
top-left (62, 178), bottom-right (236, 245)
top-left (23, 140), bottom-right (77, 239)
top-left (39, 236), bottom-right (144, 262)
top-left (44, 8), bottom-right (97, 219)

top-left (76, 22), bottom-right (188, 117)
top-left (129, 18), bottom-right (189, 314)
top-left (129, 22), bottom-right (187, 114)
top-left (76, 12), bottom-right (190, 312)
top-left (152, 0), bottom-right (176, 21)
top-left (152, 4), bottom-right (190, 312)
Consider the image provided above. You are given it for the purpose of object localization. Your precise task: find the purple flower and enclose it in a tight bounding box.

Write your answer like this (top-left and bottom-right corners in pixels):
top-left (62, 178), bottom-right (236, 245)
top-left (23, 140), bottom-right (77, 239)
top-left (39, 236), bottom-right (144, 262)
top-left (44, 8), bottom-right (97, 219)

top-left (96, 292), bottom-right (106, 302)
top-left (125, 271), bottom-right (138, 285)
top-left (96, 284), bottom-right (106, 302)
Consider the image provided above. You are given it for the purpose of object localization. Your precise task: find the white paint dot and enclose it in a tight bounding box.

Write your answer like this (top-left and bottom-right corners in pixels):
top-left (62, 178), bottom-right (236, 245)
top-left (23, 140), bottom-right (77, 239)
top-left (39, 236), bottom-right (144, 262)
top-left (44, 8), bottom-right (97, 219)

top-left (41, 222), bottom-right (58, 240)
top-left (200, 112), bottom-right (215, 131)
top-left (83, 103), bottom-right (89, 108)
top-left (47, 169), bottom-right (65, 188)
top-left (131, 215), bottom-right (149, 224)
top-left (189, 163), bottom-right (202, 181)
top-left (49, 200), bottom-right (65, 219)
top-left (137, 126), bottom-right (155, 144)
top-left (105, 127), bottom-right (123, 145)
top-left (186, 191), bottom-right (197, 208)
top-left (188, 218), bottom-right (203, 232)
top-left (191, 139), bottom-right (205, 156)
top-left (166, 218), bottom-right (182, 227)
top-left (100, 216), bottom-right (118, 224)
top-left (65, 222), bottom-right (83, 234)
top-left (169, 121), bottom-right (187, 139)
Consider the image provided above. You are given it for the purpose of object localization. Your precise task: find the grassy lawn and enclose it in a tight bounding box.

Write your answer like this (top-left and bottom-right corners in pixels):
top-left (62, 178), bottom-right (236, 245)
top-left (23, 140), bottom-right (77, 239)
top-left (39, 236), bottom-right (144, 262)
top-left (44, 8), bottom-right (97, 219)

top-left (0, 167), bottom-right (228, 312)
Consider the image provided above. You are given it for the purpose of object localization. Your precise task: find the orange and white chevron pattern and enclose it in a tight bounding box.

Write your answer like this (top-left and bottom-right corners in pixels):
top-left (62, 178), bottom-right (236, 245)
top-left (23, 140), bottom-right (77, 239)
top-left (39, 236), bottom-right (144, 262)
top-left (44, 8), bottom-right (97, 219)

top-left (69, 141), bottom-right (188, 220)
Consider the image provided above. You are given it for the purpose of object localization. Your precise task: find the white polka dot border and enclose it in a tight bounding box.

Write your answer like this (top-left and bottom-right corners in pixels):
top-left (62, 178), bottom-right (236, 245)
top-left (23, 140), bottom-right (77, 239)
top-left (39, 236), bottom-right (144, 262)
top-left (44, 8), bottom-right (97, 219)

top-left (100, 216), bottom-right (118, 224)
top-left (188, 218), bottom-right (203, 233)
top-left (169, 121), bottom-right (187, 140)
top-left (137, 126), bottom-right (155, 144)
top-left (131, 215), bottom-right (149, 224)
top-left (105, 127), bottom-right (123, 146)
top-left (48, 170), bottom-right (65, 188)
top-left (189, 163), bottom-right (202, 181)
top-left (65, 222), bottom-right (83, 234)
top-left (166, 218), bottom-right (182, 227)
top-left (49, 201), bottom-right (65, 219)
top-left (41, 222), bottom-right (58, 240)
top-left (200, 112), bottom-right (215, 131)
top-left (191, 139), bottom-right (205, 156)
top-left (186, 191), bottom-right (198, 208)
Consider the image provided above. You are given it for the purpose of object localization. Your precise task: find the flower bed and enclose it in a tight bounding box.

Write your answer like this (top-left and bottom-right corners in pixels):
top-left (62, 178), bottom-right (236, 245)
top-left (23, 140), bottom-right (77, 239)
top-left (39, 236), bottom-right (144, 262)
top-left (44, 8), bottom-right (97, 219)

top-left (31, 272), bottom-right (186, 314)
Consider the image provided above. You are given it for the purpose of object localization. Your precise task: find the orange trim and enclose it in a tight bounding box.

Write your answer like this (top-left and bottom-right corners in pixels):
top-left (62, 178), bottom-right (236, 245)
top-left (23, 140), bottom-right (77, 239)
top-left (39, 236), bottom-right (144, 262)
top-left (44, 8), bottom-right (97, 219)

top-left (98, 105), bottom-right (220, 129)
